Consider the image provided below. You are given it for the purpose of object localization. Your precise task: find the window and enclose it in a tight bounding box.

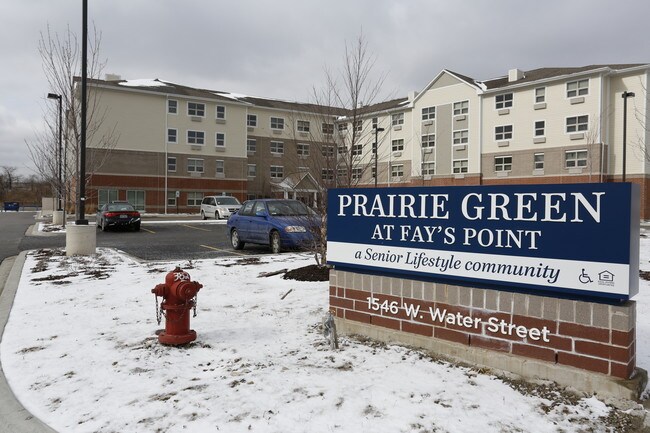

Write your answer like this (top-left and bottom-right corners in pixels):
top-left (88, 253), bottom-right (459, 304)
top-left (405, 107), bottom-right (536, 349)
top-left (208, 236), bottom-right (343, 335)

top-left (216, 132), bottom-right (225, 147)
top-left (167, 192), bottom-right (176, 207)
top-left (338, 123), bottom-right (348, 132)
top-left (354, 119), bottom-right (363, 133)
top-left (391, 164), bottom-right (404, 178)
top-left (322, 145), bottom-right (335, 157)
top-left (167, 128), bottom-right (177, 143)
top-left (535, 121), bottom-right (545, 137)
top-left (422, 134), bottom-right (435, 148)
top-left (297, 120), bottom-right (310, 133)
top-left (188, 102), bottom-right (205, 117)
top-left (167, 100), bottom-right (177, 114)
top-left (187, 192), bottom-right (202, 207)
top-left (247, 114), bottom-right (257, 127)
top-left (422, 106), bottom-right (436, 121)
top-left (337, 168), bottom-right (348, 178)
top-left (422, 162), bottom-right (435, 175)
top-left (372, 117), bottom-right (378, 129)
top-left (565, 150), bottom-right (588, 168)
top-left (322, 123), bottom-right (334, 134)
top-left (321, 169), bottom-right (334, 181)
top-left (270, 141), bottom-right (284, 154)
top-left (352, 168), bottom-right (362, 181)
top-left (270, 165), bottom-right (284, 179)
top-left (270, 117), bottom-right (284, 130)
top-left (187, 158), bottom-right (204, 173)
top-left (127, 190), bottom-right (145, 211)
top-left (216, 105), bottom-right (226, 120)
top-left (453, 130), bottom-right (469, 145)
top-left (216, 160), bottom-right (224, 176)
top-left (534, 153), bottom-right (544, 170)
top-left (371, 166), bottom-right (377, 179)
top-left (453, 160), bottom-right (468, 174)
top-left (391, 113), bottom-right (404, 126)
top-left (495, 156), bottom-right (512, 172)
top-left (495, 93), bottom-right (513, 109)
top-left (567, 79), bottom-right (588, 98)
top-left (453, 100), bottom-right (469, 115)
top-left (247, 139), bottom-right (256, 153)
top-left (187, 130), bottom-right (205, 145)
top-left (535, 87), bottom-right (545, 103)
top-left (566, 115), bottom-right (588, 133)
top-left (247, 164), bottom-right (256, 177)
top-left (392, 139), bottom-right (404, 152)
top-left (167, 157), bottom-right (176, 172)
top-left (98, 189), bottom-right (118, 207)
top-left (297, 143), bottom-right (310, 156)
top-left (495, 125), bottom-right (513, 141)
top-left (351, 144), bottom-right (362, 156)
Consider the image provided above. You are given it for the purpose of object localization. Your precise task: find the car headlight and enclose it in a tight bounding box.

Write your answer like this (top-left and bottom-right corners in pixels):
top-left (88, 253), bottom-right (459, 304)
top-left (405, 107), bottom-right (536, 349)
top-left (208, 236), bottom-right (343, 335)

top-left (284, 226), bottom-right (306, 233)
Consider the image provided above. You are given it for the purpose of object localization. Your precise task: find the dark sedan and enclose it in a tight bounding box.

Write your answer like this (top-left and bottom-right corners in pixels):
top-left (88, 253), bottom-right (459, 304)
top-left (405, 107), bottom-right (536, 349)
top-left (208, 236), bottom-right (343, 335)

top-left (96, 202), bottom-right (141, 231)
top-left (227, 199), bottom-right (320, 253)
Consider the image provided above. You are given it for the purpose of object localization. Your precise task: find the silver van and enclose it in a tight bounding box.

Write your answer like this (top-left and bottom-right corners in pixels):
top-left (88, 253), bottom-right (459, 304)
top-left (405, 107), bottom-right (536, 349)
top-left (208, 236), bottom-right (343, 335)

top-left (200, 196), bottom-right (242, 220)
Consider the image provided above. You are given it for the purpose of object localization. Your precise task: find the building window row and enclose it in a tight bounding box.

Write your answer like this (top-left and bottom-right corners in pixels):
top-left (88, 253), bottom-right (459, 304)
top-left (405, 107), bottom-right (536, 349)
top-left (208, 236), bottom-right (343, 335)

top-left (493, 150), bottom-right (588, 173)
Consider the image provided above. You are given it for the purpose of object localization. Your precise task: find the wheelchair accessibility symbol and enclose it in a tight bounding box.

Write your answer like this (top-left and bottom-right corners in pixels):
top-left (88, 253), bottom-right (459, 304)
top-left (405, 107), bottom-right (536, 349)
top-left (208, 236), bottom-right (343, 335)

top-left (578, 269), bottom-right (593, 284)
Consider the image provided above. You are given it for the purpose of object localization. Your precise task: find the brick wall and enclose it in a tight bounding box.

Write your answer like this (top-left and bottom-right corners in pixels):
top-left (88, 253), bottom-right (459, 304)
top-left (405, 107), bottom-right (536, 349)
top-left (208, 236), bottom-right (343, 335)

top-left (329, 270), bottom-right (636, 380)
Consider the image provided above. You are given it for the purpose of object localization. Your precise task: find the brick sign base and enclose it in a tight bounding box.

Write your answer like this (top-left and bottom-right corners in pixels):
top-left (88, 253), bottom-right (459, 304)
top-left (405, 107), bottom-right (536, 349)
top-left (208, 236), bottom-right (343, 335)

top-left (329, 269), bottom-right (646, 399)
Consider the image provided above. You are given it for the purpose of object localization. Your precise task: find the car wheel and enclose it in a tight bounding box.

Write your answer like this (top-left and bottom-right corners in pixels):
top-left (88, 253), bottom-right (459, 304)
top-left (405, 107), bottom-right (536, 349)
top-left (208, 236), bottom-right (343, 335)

top-left (231, 229), bottom-right (245, 250)
top-left (201, 211), bottom-right (207, 220)
top-left (216, 210), bottom-right (221, 220)
top-left (133, 223), bottom-right (141, 232)
top-left (99, 219), bottom-right (105, 231)
top-left (270, 231), bottom-right (281, 254)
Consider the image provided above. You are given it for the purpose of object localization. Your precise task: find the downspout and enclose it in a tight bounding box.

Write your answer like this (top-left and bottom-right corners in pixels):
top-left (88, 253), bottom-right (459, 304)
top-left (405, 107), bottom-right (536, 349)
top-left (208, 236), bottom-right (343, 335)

top-left (599, 73), bottom-right (606, 183)
top-left (477, 90), bottom-right (483, 184)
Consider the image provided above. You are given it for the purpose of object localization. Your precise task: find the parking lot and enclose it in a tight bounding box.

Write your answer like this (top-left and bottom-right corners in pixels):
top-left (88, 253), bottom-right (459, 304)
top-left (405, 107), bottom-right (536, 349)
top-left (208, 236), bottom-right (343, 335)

top-left (1, 212), bottom-right (278, 262)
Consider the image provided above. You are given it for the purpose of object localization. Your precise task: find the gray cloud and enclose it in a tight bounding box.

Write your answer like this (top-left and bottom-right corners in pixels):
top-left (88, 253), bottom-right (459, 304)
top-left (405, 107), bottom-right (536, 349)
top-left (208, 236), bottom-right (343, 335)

top-left (2, 0), bottom-right (649, 175)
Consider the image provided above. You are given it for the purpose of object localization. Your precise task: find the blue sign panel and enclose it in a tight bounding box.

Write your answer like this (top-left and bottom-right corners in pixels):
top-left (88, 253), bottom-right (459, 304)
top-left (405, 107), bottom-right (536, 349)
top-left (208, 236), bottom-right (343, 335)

top-left (327, 183), bottom-right (640, 301)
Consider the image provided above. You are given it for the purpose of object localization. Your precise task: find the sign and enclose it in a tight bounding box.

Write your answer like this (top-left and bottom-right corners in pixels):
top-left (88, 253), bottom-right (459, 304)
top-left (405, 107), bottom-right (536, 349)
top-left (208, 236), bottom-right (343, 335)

top-left (327, 183), bottom-right (640, 301)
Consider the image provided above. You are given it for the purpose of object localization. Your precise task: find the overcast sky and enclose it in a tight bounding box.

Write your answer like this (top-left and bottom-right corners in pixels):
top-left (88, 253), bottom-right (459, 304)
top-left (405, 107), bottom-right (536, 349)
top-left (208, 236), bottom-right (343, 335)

top-left (1, 0), bottom-right (649, 177)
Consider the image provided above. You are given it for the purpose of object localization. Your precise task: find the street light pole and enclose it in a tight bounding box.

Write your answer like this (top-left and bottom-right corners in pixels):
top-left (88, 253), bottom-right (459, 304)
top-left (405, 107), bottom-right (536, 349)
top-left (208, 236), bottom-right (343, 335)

top-left (78, 0), bottom-right (89, 224)
top-left (621, 91), bottom-right (635, 183)
top-left (47, 93), bottom-right (62, 212)
top-left (373, 126), bottom-right (385, 187)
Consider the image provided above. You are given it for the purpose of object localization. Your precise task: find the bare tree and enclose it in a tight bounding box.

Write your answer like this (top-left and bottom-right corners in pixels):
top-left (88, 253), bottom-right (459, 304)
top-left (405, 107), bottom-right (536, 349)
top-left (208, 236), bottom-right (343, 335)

top-left (26, 24), bottom-right (118, 217)
top-left (289, 32), bottom-right (389, 267)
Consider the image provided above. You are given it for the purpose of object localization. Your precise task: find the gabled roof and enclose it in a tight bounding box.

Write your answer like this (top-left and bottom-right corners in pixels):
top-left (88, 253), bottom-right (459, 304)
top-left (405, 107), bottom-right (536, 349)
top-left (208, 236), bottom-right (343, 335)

top-left (482, 64), bottom-right (648, 90)
top-left (273, 171), bottom-right (321, 193)
top-left (79, 76), bottom-right (346, 115)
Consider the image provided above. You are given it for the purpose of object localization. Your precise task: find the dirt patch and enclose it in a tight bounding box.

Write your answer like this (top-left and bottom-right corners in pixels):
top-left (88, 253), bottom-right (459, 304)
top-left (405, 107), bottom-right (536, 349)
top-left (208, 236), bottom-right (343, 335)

top-left (31, 273), bottom-right (78, 282)
top-left (283, 264), bottom-right (330, 282)
top-left (640, 270), bottom-right (650, 281)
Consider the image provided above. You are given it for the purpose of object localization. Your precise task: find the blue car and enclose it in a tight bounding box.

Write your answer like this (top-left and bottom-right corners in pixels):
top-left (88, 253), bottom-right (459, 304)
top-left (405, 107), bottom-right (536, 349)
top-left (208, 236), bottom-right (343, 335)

top-left (227, 199), bottom-right (320, 253)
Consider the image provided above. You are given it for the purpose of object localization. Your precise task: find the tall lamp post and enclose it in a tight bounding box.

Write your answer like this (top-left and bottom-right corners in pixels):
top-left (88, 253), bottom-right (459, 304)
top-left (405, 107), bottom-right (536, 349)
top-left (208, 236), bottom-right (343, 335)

top-left (47, 93), bottom-right (63, 212)
top-left (621, 91), bottom-right (635, 182)
top-left (78, 0), bottom-right (89, 224)
top-left (373, 126), bottom-right (385, 187)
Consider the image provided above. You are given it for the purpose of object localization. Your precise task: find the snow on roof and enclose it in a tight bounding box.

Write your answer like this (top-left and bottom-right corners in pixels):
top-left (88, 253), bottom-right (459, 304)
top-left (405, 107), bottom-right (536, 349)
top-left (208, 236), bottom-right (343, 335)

top-left (117, 79), bottom-right (170, 88)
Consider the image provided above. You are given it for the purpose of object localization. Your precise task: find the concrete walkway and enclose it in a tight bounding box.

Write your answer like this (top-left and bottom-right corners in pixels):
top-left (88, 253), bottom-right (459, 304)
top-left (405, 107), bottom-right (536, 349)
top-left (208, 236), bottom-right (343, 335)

top-left (0, 253), bottom-right (57, 433)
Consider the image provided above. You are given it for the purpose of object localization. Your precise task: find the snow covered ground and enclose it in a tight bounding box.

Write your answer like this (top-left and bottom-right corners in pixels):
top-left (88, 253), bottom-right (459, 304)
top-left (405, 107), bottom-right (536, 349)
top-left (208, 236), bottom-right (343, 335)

top-left (0, 231), bottom-right (649, 433)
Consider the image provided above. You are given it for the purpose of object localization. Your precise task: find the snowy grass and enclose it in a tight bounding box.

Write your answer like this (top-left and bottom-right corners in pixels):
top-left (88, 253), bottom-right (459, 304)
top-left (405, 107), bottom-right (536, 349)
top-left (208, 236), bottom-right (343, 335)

top-left (1, 235), bottom-right (649, 433)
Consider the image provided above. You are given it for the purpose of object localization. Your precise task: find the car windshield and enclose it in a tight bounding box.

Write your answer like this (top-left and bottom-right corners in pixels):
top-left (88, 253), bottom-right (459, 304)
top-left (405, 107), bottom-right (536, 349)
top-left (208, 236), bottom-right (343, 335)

top-left (216, 197), bottom-right (240, 205)
top-left (266, 200), bottom-right (310, 216)
top-left (107, 204), bottom-right (135, 212)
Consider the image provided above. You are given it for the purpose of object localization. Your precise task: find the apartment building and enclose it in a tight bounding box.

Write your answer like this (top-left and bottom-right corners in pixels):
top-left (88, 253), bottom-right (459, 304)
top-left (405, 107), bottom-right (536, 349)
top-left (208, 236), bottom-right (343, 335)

top-left (337, 64), bottom-right (650, 218)
top-left (82, 63), bottom-right (650, 218)
top-left (83, 77), bottom-right (341, 213)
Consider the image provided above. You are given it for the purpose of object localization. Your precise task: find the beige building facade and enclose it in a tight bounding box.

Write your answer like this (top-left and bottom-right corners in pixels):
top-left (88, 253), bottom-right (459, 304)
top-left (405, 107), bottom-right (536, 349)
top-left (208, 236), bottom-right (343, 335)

top-left (82, 64), bottom-right (650, 218)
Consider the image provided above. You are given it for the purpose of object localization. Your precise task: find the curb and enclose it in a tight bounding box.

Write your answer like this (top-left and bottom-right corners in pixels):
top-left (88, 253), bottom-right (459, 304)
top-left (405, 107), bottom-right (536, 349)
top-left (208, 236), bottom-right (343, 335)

top-left (0, 253), bottom-right (57, 433)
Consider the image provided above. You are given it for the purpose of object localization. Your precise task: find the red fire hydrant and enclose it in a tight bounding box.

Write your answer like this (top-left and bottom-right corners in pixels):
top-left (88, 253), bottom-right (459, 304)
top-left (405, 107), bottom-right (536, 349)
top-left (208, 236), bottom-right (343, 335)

top-left (152, 267), bottom-right (203, 345)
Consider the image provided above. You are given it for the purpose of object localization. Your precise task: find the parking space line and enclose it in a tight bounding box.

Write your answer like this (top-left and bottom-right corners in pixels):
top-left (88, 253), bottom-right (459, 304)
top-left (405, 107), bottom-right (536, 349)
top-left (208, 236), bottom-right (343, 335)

top-left (182, 224), bottom-right (211, 232)
top-left (200, 244), bottom-right (247, 256)
top-left (141, 227), bottom-right (155, 234)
